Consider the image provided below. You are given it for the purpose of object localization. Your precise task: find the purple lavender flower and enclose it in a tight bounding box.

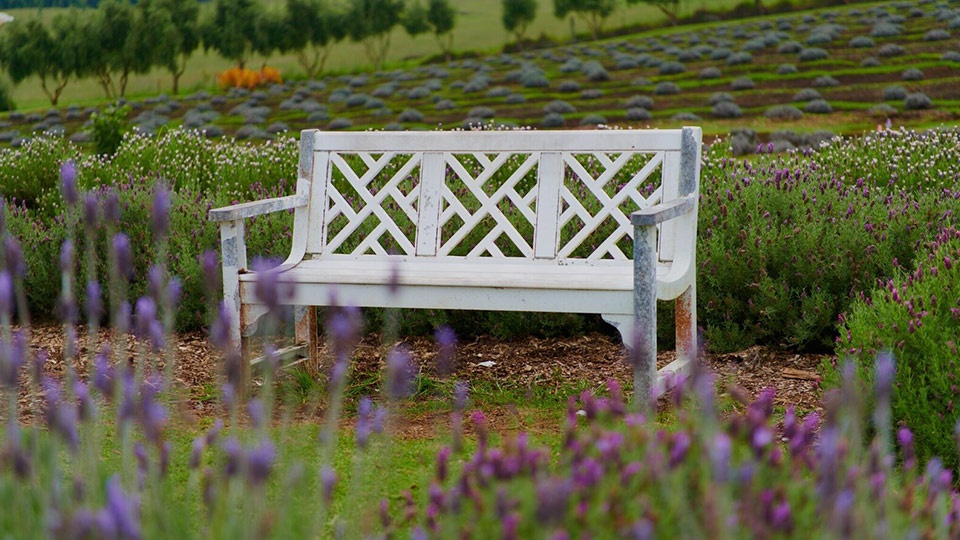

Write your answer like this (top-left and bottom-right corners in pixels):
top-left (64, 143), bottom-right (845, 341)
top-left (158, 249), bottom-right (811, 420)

top-left (386, 345), bottom-right (416, 400)
top-left (74, 380), bottom-right (94, 422)
top-left (669, 431), bottom-right (691, 468)
top-left (60, 160), bottom-right (78, 205)
top-left (535, 477), bottom-right (571, 526)
top-left (897, 426), bottom-right (915, 467)
top-left (434, 325), bottom-right (457, 376)
top-left (246, 439), bottom-right (276, 485)
top-left (453, 381), bottom-right (469, 411)
top-left (436, 446), bottom-right (451, 482)
top-left (60, 240), bottom-right (74, 274)
top-left (151, 184), bottom-right (171, 238)
top-left (629, 519), bottom-right (655, 540)
top-left (356, 396), bottom-right (374, 449)
top-left (85, 281), bottom-right (102, 323)
top-left (251, 258), bottom-right (287, 313)
top-left (201, 250), bottom-right (221, 294)
top-left (83, 193), bottom-right (99, 232)
top-left (93, 345), bottom-right (114, 398)
top-left (42, 377), bottom-right (79, 450)
top-left (101, 475), bottom-right (142, 540)
top-left (0, 271), bottom-right (11, 319)
top-left (103, 189), bottom-right (120, 224)
top-left (710, 432), bottom-right (732, 482)
top-left (222, 437), bottom-right (243, 478)
top-left (3, 236), bottom-right (24, 278)
top-left (321, 465), bottom-right (337, 505)
top-left (0, 329), bottom-right (25, 389)
top-left (165, 278), bottom-right (182, 309)
top-left (190, 437), bottom-right (205, 469)
top-left (113, 234), bottom-right (132, 279)
top-left (247, 399), bottom-right (265, 429)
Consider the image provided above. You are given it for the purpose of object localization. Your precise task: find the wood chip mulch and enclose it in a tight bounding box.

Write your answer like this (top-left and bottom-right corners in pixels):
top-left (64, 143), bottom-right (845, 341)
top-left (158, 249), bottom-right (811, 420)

top-left (5, 324), bottom-right (829, 428)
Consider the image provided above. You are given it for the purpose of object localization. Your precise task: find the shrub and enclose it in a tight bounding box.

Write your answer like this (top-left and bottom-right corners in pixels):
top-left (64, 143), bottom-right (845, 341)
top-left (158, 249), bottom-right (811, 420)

top-left (579, 114), bottom-right (607, 126)
top-left (543, 100), bottom-right (575, 114)
top-left (813, 75), bottom-right (840, 87)
top-left (698, 137), bottom-right (960, 351)
top-left (624, 107), bottom-right (652, 121)
top-left (726, 51), bottom-right (753, 65)
top-left (654, 82), bottom-right (680, 95)
top-left (710, 47), bottom-right (732, 60)
top-left (521, 72), bottom-right (550, 88)
top-left (580, 89), bottom-right (603, 100)
top-left (764, 105), bottom-right (804, 120)
top-left (708, 92), bottom-right (734, 105)
top-left (883, 85), bottom-right (907, 100)
top-left (581, 61), bottom-right (609, 82)
top-left (91, 103), bottom-right (131, 157)
top-left (776, 63), bottom-right (797, 74)
top-left (699, 67), bottom-right (722, 79)
top-left (777, 40), bottom-right (802, 53)
top-left (468, 107), bottom-right (495, 119)
top-left (505, 94), bottom-right (527, 104)
top-left (624, 95), bottom-right (654, 110)
top-left (672, 111), bottom-right (700, 121)
top-left (849, 36), bottom-right (875, 48)
top-left (541, 113), bottom-right (565, 128)
top-left (397, 109), bottom-right (424, 123)
top-left (925, 29), bottom-right (950, 41)
top-left (659, 61), bottom-right (686, 75)
top-left (803, 99), bottom-right (833, 114)
top-left (878, 43), bottom-right (905, 57)
top-left (871, 22), bottom-right (902, 37)
top-left (943, 51), bottom-right (960, 62)
top-left (798, 47), bottom-right (829, 61)
top-left (832, 228), bottom-right (960, 470)
top-left (904, 93), bottom-right (932, 110)
top-left (901, 68), bottom-right (924, 81)
top-left (861, 56), bottom-right (882, 67)
top-left (868, 103), bottom-right (898, 117)
top-left (730, 77), bottom-right (754, 90)
top-left (328, 118), bottom-right (352, 130)
top-left (711, 101), bottom-right (743, 118)
top-left (216, 66), bottom-right (283, 89)
top-left (557, 80), bottom-right (581, 93)
top-left (407, 86), bottom-right (432, 99)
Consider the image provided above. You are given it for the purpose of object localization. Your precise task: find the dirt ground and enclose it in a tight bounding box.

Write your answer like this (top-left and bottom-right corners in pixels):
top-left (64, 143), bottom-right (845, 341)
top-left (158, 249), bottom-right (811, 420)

top-left (11, 322), bottom-right (827, 434)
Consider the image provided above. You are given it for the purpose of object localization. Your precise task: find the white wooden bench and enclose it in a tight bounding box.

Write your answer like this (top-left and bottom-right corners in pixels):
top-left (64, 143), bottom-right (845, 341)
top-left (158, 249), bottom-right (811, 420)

top-left (209, 127), bottom-right (702, 400)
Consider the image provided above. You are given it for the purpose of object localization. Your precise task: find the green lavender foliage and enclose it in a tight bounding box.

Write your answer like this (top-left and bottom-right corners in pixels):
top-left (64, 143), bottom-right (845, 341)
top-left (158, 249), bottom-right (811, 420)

top-left (831, 228), bottom-right (960, 471)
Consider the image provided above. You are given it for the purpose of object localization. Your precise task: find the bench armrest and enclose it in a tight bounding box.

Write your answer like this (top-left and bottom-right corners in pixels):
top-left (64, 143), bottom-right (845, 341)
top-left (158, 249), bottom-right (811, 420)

top-left (209, 194), bottom-right (308, 222)
top-left (630, 195), bottom-right (697, 227)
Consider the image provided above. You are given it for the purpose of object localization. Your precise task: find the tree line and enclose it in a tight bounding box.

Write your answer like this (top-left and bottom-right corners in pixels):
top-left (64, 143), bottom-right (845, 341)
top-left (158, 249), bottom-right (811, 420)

top-left (0, 0), bottom-right (457, 105)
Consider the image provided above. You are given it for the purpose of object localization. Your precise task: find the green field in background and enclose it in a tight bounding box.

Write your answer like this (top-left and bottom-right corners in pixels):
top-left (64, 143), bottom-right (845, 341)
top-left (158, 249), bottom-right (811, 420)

top-left (2, 0), bottom-right (739, 110)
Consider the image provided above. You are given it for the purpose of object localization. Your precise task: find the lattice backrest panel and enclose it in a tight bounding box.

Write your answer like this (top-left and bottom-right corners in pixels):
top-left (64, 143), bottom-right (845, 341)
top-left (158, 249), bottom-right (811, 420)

top-left (322, 151), bottom-right (422, 256)
top-left (557, 151), bottom-right (665, 261)
top-left (306, 129), bottom-right (696, 261)
top-left (438, 152), bottom-right (539, 258)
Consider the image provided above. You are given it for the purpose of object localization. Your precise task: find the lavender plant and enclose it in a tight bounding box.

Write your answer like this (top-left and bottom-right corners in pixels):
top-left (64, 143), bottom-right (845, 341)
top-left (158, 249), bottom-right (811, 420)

top-left (406, 361), bottom-right (960, 538)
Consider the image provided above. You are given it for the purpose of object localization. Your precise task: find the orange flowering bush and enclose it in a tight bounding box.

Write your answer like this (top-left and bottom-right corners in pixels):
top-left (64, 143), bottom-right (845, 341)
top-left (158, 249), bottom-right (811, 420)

top-left (217, 66), bottom-right (283, 89)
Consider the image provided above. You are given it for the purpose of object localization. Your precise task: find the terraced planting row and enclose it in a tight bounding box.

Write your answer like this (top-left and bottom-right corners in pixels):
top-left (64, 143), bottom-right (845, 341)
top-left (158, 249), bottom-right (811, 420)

top-left (2, 0), bottom-right (959, 151)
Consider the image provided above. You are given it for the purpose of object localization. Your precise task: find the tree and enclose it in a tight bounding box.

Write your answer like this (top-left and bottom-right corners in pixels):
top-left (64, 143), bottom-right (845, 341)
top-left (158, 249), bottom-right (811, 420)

top-left (501, 0), bottom-right (536, 47)
top-left (0, 16), bottom-right (79, 105)
top-left (344, 0), bottom-right (404, 71)
top-left (282, 0), bottom-right (345, 80)
top-left (252, 9), bottom-right (288, 66)
top-left (554, 0), bottom-right (617, 39)
top-left (201, 0), bottom-right (262, 69)
top-left (155, 0), bottom-right (201, 94)
top-left (426, 0), bottom-right (456, 61)
top-left (625, 0), bottom-right (681, 25)
top-left (401, 0), bottom-right (429, 38)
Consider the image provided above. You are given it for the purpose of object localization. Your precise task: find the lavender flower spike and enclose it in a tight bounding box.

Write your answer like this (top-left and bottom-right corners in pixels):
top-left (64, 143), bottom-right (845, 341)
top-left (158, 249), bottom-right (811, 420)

top-left (151, 184), bottom-right (171, 238)
top-left (112, 234), bottom-right (133, 279)
top-left (60, 160), bottom-right (78, 205)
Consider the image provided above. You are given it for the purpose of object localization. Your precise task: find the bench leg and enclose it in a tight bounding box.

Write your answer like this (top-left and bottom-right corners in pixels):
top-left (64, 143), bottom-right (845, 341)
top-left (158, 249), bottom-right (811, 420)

top-left (294, 306), bottom-right (319, 373)
top-left (675, 285), bottom-right (697, 366)
top-left (601, 314), bottom-right (633, 348)
top-left (633, 224), bottom-right (658, 408)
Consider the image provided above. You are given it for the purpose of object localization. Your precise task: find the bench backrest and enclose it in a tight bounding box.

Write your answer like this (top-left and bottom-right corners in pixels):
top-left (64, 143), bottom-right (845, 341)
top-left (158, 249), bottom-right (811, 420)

top-left (292, 127), bottom-right (701, 265)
